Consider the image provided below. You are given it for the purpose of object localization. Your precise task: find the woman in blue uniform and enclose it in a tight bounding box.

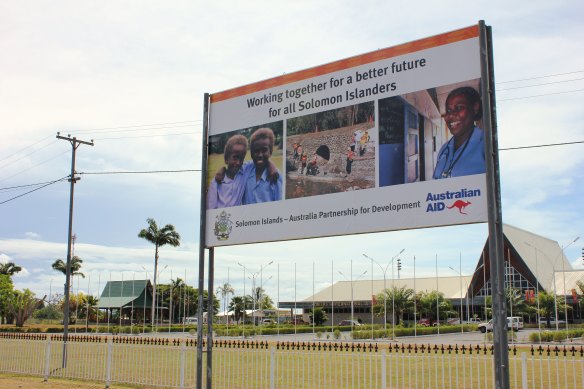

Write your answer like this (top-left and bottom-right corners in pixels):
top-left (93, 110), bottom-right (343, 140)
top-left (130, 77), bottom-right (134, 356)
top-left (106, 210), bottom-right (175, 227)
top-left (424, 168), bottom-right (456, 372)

top-left (433, 86), bottom-right (485, 179)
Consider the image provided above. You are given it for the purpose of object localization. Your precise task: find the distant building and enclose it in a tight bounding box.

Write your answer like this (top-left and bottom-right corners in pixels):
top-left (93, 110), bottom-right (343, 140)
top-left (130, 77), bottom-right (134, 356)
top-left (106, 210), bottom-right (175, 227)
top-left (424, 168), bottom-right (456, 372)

top-left (279, 224), bottom-right (583, 325)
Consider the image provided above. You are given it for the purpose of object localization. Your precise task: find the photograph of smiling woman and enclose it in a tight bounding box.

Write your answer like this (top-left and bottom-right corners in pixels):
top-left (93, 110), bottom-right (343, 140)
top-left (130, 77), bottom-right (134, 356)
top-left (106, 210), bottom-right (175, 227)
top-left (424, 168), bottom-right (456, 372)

top-left (432, 86), bottom-right (486, 179)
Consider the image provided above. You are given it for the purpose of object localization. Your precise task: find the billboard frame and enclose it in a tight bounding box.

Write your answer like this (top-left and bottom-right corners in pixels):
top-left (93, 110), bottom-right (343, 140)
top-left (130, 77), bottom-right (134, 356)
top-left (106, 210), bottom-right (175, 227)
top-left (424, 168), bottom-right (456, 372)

top-left (196, 20), bottom-right (508, 389)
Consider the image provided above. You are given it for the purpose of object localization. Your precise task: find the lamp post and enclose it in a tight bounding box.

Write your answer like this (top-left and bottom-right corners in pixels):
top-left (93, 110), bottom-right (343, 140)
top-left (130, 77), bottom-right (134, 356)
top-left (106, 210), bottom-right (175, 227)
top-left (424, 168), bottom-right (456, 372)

top-left (524, 242), bottom-right (542, 340)
top-left (338, 260), bottom-right (367, 332)
top-left (156, 265), bottom-right (168, 329)
top-left (239, 261), bottom-right (273, 329)
top-left (562, 237), bottom-right (579, 333)
top-left (524, 239), bottom-right (579, 331)
top-left (363, 248), bottom-right (405, 338)
top-left (448, 265), bottom-right (470, 334)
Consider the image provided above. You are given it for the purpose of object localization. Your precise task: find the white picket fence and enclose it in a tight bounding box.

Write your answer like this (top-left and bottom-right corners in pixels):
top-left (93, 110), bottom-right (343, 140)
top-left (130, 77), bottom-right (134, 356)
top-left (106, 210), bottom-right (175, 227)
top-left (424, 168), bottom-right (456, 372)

top-left (1, 333), bottom-right (583, 388)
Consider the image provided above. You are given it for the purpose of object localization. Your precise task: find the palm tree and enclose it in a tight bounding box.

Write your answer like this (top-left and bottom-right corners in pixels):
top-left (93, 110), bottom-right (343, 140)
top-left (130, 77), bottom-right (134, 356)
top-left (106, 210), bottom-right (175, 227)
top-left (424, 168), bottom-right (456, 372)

top-left (216, 282), bottom-right (235, 324)
top-left (228, 296), bottom-right (247, 323)
top-left (52, 256), bottom-right (85, 278)
top-left (138, 218), bottom-right (181, 325)
top-left (373, 285), bottom-right (415, 325)
top-left (0, 262), bottom-right (22, 276)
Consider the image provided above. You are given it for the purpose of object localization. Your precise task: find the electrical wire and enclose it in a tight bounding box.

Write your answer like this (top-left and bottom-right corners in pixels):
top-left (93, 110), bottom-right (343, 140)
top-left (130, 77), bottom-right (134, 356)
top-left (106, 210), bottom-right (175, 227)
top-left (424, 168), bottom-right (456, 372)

top-left (1, 70), bottom-right (583, 183)
top-left (94, 132), bottom-right (198, 141)
top-left (497, 77), bottom-right (584, 91)
top-left (500, 140), bottom-right (584, 151)
top-left (498, 88), bottom-right (584, 101)
top-left (0, 150), bottom-right (69, 185)
top-left (0, 140), bottom-right (58, 171)
top-left (79, 169), bottom-right (200, 175)
top-left (0, 176), bottom-right (69, 205)
top-left (496, 70), bottom-right (584, 84)
top-left (1, 139), bottom-right (581, 206)
top-left (0, 135), bottom-right (54, 164)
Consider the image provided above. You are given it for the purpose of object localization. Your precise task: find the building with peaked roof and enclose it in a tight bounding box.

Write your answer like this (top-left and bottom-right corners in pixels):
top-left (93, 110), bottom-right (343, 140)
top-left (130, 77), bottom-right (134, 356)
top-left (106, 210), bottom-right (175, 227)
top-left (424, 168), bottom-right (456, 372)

top-left (279, 224), bottom-right (583, 325)
top-left (97, 279), bottom-right (153, 324)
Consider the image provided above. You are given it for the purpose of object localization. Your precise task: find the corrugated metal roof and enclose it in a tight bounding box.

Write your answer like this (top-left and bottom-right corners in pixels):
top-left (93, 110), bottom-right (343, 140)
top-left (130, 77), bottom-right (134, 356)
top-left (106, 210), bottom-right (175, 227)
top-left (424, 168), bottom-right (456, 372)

top-left (289, 224), bottom-right (580, 306)
top-left (98, 280), bottom-right (152, 309)
top-left (303, 275), bottom-right (474, 303)
top-left (504, 224), bottom-right (571, 291)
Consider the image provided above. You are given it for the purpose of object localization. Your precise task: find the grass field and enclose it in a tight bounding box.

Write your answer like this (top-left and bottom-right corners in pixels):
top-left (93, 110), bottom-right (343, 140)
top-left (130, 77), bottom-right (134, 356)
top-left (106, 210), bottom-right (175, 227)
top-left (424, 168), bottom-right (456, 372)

top-left (1, 333), bottom-right (583, 388)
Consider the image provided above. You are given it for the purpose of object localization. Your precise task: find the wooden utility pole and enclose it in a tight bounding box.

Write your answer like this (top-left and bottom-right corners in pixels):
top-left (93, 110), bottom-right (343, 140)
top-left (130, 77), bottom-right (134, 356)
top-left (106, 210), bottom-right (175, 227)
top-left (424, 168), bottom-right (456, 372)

top-left (57, 133), bottom-right (93, 368)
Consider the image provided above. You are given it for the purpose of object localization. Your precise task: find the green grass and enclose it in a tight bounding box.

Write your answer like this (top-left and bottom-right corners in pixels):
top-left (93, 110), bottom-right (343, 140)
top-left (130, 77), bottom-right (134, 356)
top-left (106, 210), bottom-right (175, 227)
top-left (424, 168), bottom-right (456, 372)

top-left (1, 335), bottom-right (582, 389)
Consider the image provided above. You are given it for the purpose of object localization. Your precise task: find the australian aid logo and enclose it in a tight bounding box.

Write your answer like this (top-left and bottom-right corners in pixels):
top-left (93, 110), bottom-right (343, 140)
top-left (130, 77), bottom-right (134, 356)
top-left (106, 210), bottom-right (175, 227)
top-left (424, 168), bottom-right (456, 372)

top-left (425, 188), bottom-right (481, 215)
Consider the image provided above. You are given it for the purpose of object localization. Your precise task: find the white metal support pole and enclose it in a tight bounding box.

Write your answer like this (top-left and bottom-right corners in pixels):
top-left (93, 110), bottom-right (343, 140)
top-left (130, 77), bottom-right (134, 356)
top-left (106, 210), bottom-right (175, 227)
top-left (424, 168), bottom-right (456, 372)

top-left (105, 336), bottom-right (113, 388)
top-left (43, 335), bottom-right (51, 382)
top-left (521, 353), bottom-right (528, 389)
top-left (180, 339), bottom-right (186, 389)
top-left (270, 347), bottom-right (275, 389)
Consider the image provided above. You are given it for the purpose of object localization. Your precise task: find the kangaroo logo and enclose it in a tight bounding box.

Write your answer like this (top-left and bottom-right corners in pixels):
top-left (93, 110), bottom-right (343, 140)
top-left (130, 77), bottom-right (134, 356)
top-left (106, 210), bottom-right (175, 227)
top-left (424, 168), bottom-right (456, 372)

top-left (447, 200), bottom-right (471, 215)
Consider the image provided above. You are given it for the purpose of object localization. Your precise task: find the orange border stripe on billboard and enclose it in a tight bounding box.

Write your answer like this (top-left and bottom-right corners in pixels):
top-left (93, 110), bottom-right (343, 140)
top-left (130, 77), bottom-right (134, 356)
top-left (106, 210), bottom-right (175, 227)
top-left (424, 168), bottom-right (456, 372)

top-left (210, 25), bottom-right (479, 103)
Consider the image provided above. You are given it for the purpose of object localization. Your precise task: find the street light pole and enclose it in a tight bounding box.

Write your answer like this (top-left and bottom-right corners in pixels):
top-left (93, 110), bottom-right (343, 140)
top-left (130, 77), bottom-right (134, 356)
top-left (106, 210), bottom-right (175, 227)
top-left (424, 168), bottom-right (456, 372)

top-left (363, 248), bottom-right (404, 339)
top-left (338, 263), bottom-right (367, 332)
top-left (562, 237), bottom-right (579, 334)
top-left (448, 264), bottom-right (470, 334)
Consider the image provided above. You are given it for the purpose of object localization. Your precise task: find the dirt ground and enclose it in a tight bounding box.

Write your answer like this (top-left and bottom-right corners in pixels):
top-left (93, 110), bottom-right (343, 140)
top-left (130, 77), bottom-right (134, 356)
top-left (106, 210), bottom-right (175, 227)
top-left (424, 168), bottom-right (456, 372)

top-left (0, 373), bottom-right (153, 389)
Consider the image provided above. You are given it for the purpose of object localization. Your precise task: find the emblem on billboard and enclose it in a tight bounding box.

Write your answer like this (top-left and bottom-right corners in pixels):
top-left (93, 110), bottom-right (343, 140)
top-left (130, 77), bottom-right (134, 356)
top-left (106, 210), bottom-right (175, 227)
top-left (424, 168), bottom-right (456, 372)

top-left (447, 200), bottom-right (472, 215)
top-left (214, 211), bottom-right (233, 241)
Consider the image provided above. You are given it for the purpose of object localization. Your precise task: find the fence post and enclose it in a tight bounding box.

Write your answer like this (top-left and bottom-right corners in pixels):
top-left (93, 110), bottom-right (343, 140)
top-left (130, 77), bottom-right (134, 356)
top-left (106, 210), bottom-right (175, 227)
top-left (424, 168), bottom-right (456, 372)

top-left (381, 349), bottom-right (386, 389)
top-left (105, 336), bottom-right (113, 388)
top-left (270, 347), bottom-right (275, 389)
top-left (43, 335), bottom-right (51, 382)
top-left (180, 339), bottom-right (186, 389)
top-left (521, 352), bottom-right (527, 389)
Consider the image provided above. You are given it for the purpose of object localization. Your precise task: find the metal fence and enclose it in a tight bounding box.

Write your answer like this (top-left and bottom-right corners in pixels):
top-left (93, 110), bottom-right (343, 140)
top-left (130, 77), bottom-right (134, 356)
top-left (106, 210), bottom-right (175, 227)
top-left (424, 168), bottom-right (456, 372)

top-left (1, 333), bottom-right (583, 388)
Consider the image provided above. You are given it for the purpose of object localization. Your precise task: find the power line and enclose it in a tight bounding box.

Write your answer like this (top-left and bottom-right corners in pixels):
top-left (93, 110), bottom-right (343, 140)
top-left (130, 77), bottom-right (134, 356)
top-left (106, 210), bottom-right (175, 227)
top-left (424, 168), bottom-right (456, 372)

top-left (76, 123), bottom-right (201, 135)
top-left (0, 135), bottom-right (54, 164)
top-left (79, 169), bottom-right (200, 175)
top-left (0, 179), bottom-right (67, 191)
top-left (0, 176), bottom-right (69, 205)
top-left (2, 139), bottom-right (580, 205)
top-left (497, 77), bottom-right (584, 91)
top-left (0, 139), bottom-right (58, 171)
top-left (498, 88), bottom-right (584, 101)
top-left (74, 120), bottom-right (202, 134)
top-left (496, 70), bottom-right (584, 84)
top-left (94, 132), bottom-right (198, 141)
top-left (500, 140), bottom-right (584, 151)
top-left (0, 150), bottom-right (69, 185)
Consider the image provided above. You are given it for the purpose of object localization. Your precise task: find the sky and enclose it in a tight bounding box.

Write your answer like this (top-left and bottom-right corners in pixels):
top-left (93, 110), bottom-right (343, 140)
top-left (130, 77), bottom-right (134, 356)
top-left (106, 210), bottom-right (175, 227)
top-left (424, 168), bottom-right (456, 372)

top-left (1, 1), bottom-right (583, 309)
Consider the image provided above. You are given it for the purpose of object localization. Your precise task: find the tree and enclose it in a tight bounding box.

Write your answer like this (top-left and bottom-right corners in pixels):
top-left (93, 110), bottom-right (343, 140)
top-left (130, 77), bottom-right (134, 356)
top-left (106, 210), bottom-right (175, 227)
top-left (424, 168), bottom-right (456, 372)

top-left (229, 296), bottom-right (247, 323)
top-left (311, 307), bottom-right (328, 326)
top-left (216, 282), bottom-right (235, 319)
top-left (575, 280), bottom-right (584, 313)
top-left (248, 287), bottom-right (273, 312)
top-left (52, 256), bottom-right (85, 278)
top-left (536, 291), bottom-right (567, 328)
top-left (7, 288), bottom-right (45, 327)
top-left (373, 285), bottom-right (415, 325)
top-left (0, 262), bottom-right (22, 276)
top-left (138, 218), bottom-right (181, 325)
top-left (0, 274), bottom-right (14, 324)
top-left (416, 290), bottom-right (455, 322)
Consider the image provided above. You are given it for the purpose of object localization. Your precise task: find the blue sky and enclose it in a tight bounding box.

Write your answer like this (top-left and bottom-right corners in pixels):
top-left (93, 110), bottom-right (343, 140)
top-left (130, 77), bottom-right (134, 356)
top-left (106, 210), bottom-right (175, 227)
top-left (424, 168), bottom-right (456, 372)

top-left (1, 1), bottom-right (582, 306)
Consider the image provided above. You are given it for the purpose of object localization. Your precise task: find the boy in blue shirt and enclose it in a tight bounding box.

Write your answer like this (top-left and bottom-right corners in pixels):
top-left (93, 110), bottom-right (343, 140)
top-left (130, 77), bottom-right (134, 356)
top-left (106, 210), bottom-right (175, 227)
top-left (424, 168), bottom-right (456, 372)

top-left (242, 127), bottom-right (282, 205)
top-left (207, 135), bottom-right (250, 209)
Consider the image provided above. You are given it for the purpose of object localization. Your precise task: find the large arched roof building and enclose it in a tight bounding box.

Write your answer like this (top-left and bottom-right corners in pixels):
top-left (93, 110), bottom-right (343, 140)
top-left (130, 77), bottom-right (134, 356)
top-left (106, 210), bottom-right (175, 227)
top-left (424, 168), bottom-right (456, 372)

top-left (279, 224), bottom-right (583, 325)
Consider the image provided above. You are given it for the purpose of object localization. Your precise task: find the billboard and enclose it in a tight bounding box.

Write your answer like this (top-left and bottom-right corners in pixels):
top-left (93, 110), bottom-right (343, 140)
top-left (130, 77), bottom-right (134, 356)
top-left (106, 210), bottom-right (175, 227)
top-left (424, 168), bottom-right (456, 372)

top-left (205, 25), bottom-right (488, 247)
